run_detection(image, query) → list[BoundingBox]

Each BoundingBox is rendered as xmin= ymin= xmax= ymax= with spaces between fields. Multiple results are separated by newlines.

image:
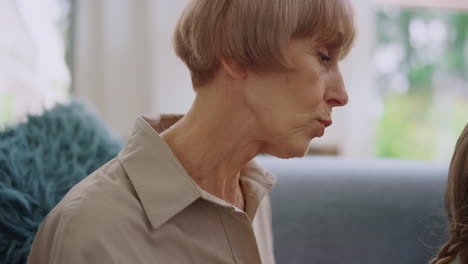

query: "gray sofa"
xmin=256 ymin=155 xmax=449 ymax=264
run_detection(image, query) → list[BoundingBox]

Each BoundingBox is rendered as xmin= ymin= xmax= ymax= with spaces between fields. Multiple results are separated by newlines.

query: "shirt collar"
xmin=118 ymin=114 xmax=276 ymax=230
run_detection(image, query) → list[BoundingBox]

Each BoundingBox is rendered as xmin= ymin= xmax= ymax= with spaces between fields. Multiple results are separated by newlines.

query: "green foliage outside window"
xmin=375 ymin=7 xmax=468 ymax=161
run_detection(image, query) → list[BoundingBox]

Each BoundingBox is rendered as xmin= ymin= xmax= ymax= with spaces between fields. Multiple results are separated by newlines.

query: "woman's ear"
xmin=220 ymin=57 xmax=247 ymax=80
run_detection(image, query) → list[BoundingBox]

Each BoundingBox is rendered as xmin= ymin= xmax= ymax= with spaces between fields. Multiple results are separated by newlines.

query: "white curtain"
xmin=0 ymin=0 xmax=68 ymax=125
xmin=74 ymin=0 xmax=194 ymax=138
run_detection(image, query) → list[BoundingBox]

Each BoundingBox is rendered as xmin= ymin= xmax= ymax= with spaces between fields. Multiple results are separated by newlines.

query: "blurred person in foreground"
xmin=431 ymin=124 xmax=468 ymax=264
xmin=27 ymin=0 xmax=356 ymax=263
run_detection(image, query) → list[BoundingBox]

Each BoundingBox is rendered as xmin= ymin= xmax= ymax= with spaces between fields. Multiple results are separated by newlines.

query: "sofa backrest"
xmin=256 ymin=156 xmax=449 ymax=264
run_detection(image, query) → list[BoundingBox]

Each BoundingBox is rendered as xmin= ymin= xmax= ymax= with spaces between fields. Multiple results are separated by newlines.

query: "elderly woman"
xmin=27 ymin=0 xmax=355 ymax=263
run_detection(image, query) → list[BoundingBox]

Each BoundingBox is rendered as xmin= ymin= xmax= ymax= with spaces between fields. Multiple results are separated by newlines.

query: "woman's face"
xmin=245 ymin=38 xmax=348 ymax=158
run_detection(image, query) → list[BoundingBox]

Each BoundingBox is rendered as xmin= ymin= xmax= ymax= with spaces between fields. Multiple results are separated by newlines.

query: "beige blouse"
xmin=27 ymin=115 xmax=277 ymax=264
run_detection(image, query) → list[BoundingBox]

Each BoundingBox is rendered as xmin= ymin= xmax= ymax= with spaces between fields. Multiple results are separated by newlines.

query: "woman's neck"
xmin=160 ymin=87 xmax=262 ymax=210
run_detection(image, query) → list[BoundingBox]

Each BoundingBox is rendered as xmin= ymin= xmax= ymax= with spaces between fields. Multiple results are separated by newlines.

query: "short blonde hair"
xmin=173 ymin=0 xmax=356 ymax=87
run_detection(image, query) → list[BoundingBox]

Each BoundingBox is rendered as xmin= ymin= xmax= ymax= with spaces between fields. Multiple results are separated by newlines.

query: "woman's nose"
xmin=325 ymin=68 xmax=348 ymax=107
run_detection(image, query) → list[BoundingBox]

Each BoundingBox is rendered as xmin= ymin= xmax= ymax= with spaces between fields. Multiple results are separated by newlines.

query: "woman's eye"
xmin=320 ymin=53 xmax=332 ymax=63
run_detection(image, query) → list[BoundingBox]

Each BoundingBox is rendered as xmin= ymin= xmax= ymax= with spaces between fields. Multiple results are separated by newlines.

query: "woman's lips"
xmin=317 ymin=120 xmax=332 ymax=137
xmin=319 ymin=119 xmax=332 ymax=128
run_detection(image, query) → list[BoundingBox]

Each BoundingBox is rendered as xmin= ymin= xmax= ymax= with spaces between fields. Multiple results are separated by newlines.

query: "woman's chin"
xmin=266 ymin=139 xmax=311 ymax=159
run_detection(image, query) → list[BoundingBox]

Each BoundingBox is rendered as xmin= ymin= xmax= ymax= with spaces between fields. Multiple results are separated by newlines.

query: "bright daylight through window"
xmin=373 ymin=3 xmax=468 ymax=161
xmin=0 ymin=0 xmax=72 ymax=127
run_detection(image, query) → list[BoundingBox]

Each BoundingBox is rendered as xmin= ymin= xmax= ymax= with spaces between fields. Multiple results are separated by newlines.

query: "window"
xmin=373 ymin=2 xmax=468 ymax=161
xmin=0 ymin=0 xmax=72 ymax=127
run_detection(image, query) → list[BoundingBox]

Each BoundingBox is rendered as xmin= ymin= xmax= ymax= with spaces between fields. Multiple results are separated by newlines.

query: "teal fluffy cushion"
xmin=0 ymin=100 xmax=123 ymax=264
